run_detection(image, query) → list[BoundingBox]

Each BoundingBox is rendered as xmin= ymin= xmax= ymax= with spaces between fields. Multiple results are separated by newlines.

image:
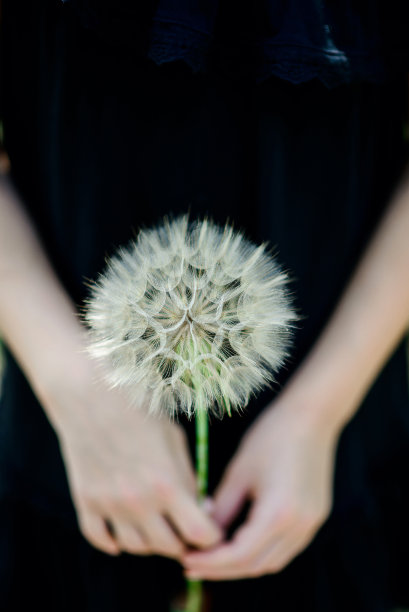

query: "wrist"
xmin=31 ymin=318 xmax=88 ymax=386
xmin=32 ymin=325 xmax=98 ymax=433
xmin=0 ymin=263 xmax=90 ymax=399
xmin=272 ymin=317 xmax=386 ymax=439
xmin=269 ymin=360 xmax=364 ymax=442
xmin=277 ymin=384 xmax=355 ymax=441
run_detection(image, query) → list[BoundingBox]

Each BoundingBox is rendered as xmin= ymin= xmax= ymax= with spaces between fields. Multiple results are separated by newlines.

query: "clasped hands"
xmin=45 ymin=362 xmax=342 ymax=582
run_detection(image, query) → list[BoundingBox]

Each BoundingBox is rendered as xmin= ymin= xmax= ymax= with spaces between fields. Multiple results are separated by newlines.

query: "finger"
xmin=211 ymin=461 xmax=249 ymax=529
xmin=140 ymin=513 xmax=185 ymax=559
xmin=183 ymin=530 xmax=293 ymax=581
xmin=167 ymin=493 xmax=224 ymax=549
xmin=78 ymin=510 xmax=120 ymax=556
xmin=111 ymin=521 xmax=150 ymax=556
xmin=250 ymin=526 xmax=315 ymax=577
xmin=185 ymin=523 xmax=317 ymax=581
xmin=183 ymin=500 xmax=289 ymax=569
xmin=171 ymin=429 xmax=197 ymax=495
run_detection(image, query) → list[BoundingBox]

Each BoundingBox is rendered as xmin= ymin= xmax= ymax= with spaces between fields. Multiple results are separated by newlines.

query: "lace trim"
xmin=147 ymin=20 xmax=213 ymax=74
xmin=62 ymin=4 xmax=387 ymax=89
xmin=257 ymin=57 xmax=385 ymax=88
xmin=147 ymin=19 xmax=386 ymax=88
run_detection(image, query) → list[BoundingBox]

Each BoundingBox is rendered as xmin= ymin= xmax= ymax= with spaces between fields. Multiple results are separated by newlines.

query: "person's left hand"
xmin=182 ymin=394 xmax=342 ymax=580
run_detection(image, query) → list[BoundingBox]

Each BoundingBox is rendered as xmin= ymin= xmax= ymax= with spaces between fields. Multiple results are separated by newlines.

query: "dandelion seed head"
xmin=82 ymin=216 xmax=297 ymax=418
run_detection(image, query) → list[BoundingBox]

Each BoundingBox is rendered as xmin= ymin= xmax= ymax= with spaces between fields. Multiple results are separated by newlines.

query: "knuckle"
xmin=78 ymin=490 xmax=100 ymax=510
xmin=122 ymin=490 xmax=146 ymax=514
xmin=152 ymin=476 xmax=176 ymax=504
xmin=81 ymin=490 xmax=116 ymax=515
xmin=104 ymin=494 xmax=122 ymax=513
xmin=101 ymin=495 xmax=123 ymax=517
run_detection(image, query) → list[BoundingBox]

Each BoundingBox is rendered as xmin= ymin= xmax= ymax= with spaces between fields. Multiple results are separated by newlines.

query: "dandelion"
xmin=82 ymin=215 xmax=297 ymax=612
xmin=83 ymin=215 xmax=296 ymax=418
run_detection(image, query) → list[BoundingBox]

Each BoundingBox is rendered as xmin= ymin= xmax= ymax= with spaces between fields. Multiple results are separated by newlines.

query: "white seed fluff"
xmin=82 ymin=216 xmax=297 ymax=418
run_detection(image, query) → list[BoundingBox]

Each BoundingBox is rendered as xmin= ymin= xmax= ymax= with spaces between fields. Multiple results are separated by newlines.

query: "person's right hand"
xmin=38 ymin=356 xmax=223 ymax=559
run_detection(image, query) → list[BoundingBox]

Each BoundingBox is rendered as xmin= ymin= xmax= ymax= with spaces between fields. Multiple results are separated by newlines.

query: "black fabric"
xmin=0 ymin=498 xmax=184 ymax=612
xmin=1 ymin=1 xmax=409 ymax=610
xmin=60 ymin=0 xmax=409 ymax=88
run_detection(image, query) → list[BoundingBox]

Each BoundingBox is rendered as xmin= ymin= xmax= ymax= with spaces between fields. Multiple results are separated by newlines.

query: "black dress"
xmin=1 ymin=1 xmax=409 ymax=611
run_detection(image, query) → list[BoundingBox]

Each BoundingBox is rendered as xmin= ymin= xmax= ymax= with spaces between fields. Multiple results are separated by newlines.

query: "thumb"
xmin=211 ymin=461 xmax=249 ymax=529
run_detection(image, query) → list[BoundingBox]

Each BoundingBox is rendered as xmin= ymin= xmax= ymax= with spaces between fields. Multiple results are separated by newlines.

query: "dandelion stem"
xmin=184 ymin=401 xmax=208 ymax=612
xmin=185 ymin=580 xmax=202 ymax=612
xmin=195 ymin=403 xmax=208 ymax=501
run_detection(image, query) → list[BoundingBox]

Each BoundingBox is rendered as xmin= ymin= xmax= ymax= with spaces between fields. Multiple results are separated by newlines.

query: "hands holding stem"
xmin=39 ymin=337 xmax=344 ymax=578
xmin=38 ymin=338 xmax=343 ymax=578
xmin=41 ymin=356 xmax=223 ymax=559
xmin=2 ymin=165 xmax=409 ymax=579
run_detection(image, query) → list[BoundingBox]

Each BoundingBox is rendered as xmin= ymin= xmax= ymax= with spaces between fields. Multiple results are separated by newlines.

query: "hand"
xmin=40 ymin=357 xmax=223 ymax=559
xmin=182 ymin=394 xmax=341 ymax=580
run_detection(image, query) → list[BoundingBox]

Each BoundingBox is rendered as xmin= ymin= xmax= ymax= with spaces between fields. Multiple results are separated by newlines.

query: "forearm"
xmin=0 ymin=175 xmax=88 ymax=418
xmin=281 ymin=165 xmax=409 ymax=434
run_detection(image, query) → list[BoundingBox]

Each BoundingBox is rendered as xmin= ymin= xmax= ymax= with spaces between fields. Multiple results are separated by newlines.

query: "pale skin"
xmin=1 ymin=146 xmax=409 ymax=580
xmin=0 ymin=175 xmax=223 ymax=558
xmin=183 ymin=166 xmax=409 ymax=579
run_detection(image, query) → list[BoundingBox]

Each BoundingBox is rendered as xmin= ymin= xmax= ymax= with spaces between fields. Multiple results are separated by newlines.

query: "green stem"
xmin=195 ymin=403 xmax=208 ymax=501
xmin=185 ymin=579 xmax=203 ymax=612
xmin=184 ymin=403 xmax=208 ymax=612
